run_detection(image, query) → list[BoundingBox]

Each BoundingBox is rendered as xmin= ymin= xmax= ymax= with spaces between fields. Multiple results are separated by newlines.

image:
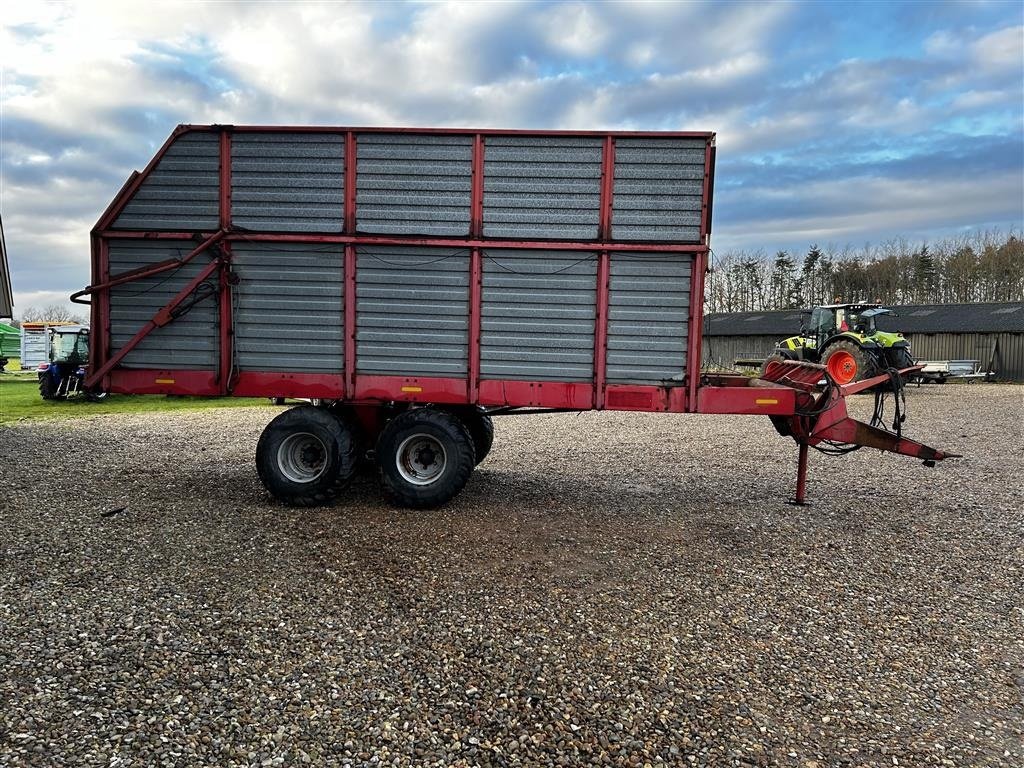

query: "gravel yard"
xmin=1 ymin=385 xmax=1022 ymax=767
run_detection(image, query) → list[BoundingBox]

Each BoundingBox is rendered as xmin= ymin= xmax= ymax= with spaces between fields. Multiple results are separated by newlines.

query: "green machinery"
xmin=766 ymin=303 xmax=914 ymax=384
xmin=0 ymin=322 xmax=18 ymax=370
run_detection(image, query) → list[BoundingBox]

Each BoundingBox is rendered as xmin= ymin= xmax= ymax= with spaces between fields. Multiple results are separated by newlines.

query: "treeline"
xmin=9 ymin=304 xmax=86 ymax=326
xmin=706 ymin=230 xmax=1024 ymax=313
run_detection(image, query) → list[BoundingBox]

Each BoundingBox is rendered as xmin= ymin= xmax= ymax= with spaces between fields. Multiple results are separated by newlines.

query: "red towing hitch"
xmin=758 ymin=360 xmax=958 ymax=504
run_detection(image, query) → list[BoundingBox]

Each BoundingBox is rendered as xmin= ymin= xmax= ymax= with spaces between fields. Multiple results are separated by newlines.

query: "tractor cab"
xmin=49 ymin=325 xmax=90 ymax=366
xmin=805 ymin=303 xmax=893 ymax=349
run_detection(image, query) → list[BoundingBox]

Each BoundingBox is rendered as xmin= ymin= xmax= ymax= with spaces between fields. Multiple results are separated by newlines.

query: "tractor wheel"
xmin=376 ymin=408 xmax=475 ymax=509
xmin=822 ymin=340 xmax=876 ymax=385
xmin=889 ymin=346 xmax=915 ymax=370
xmin=39 ymin=375 xmax=57 ymax=400
xmin=255 ymin=405 xmax=357 ymax=507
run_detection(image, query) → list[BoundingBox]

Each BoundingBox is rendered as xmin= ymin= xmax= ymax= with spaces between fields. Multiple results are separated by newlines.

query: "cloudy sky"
xmin=2 ymin=0 xmax=1022 ymax=316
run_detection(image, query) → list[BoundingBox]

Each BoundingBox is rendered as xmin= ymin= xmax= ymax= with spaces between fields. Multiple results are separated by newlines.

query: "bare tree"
xmin=705 ymin=228 xmax=1023 ymax=312
xmin=18 ymin=304 xmax=86 ymax=324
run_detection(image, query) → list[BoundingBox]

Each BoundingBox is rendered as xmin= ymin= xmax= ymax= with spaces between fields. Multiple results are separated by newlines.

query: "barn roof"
xmin=703 ymin=302 xmax=1024 ymax=336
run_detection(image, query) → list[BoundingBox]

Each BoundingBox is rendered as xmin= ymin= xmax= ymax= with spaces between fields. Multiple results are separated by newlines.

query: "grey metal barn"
xmin=703 ymin=302 xmax=1024 ymax=382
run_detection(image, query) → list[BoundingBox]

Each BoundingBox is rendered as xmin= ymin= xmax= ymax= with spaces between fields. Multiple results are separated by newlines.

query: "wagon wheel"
xmin=376 ymin=408 xmax=475 ymax=509
xmin=255 ymin=405 xmax=357 ymax=506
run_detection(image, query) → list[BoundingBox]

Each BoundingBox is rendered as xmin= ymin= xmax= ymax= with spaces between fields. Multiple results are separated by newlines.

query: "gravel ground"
xmin=1 ymin=385 xmax=1022 ymax=767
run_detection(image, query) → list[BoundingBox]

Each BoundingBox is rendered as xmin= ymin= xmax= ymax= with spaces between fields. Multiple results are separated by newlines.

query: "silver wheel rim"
xmin=277 ymin=432 xmax=328 ymax=484
xmin=396 ymin=433 xmax=447 ymax=486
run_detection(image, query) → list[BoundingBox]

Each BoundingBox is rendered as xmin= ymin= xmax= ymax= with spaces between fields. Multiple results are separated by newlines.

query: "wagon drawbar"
xmin=72 ymin=124 xmax=955 ymax=506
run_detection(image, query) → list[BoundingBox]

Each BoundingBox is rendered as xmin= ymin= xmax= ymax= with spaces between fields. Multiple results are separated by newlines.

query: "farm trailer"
xmin=74 ymin=124 xmax=954 ymax=507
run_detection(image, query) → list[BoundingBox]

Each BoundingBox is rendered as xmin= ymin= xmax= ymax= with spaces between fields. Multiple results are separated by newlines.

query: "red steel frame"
xmin=218 ymin=129 xmax=233 ymax=391
xmin=84 ymin=123 xmax=734 ymax=415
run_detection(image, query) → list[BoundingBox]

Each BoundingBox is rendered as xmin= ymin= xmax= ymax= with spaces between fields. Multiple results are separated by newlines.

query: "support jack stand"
xmin=786 ymin=442 xmax=811 ymax=506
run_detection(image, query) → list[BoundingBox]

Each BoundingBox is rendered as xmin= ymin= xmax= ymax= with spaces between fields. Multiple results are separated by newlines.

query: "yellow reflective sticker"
xmin=155 ymin=378 xmax=175 ymax=384
xmin=755 ymin=398 xmax=779 ymax=405
xmin=400 ymin=386 xmax=422 ymax=393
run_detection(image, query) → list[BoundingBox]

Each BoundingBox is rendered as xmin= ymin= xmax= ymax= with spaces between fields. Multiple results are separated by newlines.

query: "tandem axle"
xmin=245 ymin=359 xmax=953 ymax=509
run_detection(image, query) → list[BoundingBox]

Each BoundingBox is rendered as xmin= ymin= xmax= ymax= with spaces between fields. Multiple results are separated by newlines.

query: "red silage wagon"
xmin=74 ymin=125 xmax=953 ymax=507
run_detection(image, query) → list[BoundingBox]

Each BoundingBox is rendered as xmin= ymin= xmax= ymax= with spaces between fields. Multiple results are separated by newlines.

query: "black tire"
xmin=822 ymin=340 xmax=877 ymax=384
xmin=377 ymin=408 xmax=475 ymax=509
xmin=886 ymin=346 xmax=916 ymax=387
xmin=328 ymin=403 xmax=389 ymax=476
xmin=887 ymin=346 xmax=914 ymax=371
xmin=39 ymin=375 xmax=57 ymax=400
xmin=256 ymin=405 xmax=357 ymax=507
xmin=453 ymin=408 xmax=494 ymax=465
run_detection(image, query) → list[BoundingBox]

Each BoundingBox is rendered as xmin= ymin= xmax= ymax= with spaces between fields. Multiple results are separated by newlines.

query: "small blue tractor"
xmin=37 ymin=325 xmax=104 ymax=400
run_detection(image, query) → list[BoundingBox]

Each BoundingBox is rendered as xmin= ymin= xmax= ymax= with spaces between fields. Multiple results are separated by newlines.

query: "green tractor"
xmin=764 ymin=303 xmax=914 ymax=384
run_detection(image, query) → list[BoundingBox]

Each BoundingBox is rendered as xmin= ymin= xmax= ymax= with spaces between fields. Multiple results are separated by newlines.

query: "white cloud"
xmin=703 ymin=110 xmax=820 ymax=153
xmin=923 ymin=30 xmax=959 ymax=56
xmin=971 ymin=24 xmax=1024 ymax=71
xmin=923 ymin=23 xmax=1023 ymax=72
xmin=543 ymin=2 xmax=609 ymax=57
xmin=951 ymin=89 xmax=1010 ymax=110
xmin=715 ymin=172 xmax=1024 ymax=249
xmin=842 ymin=96 xmax=930 ymax=133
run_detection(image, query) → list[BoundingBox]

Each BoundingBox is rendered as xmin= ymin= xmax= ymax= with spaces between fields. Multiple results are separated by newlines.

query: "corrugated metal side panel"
xmin=113 ymin=132 xmax=220 ymax=231
xmin=19 ymin=328 xmax=49 ymax=367
xmin=107 ymin=240 xmax=218 ymax=369
xmin=356 ymin=246 xmax=470 ymax=376
xmin=906 ymin=332 xmax=1024 ymax=382
xmin=232 ymin=242 xmax=343 ymax=373
xmin=231 ymin=133 xmax=344 ymax=233
xmin=482 ymin=136 xmax=602 ymax=240
xmin=356 ymin=134 xmax=472 ymax=236
xmin=0 ymin=329 xmax=19 ymax=358
xmin=700 ymin=335 xmax=777 ymax=370
xmin=481 ymin=249 xmax=597 ymax=382
xmin=607 ymin=253 xmax=691 ymax=384
xmin=993 ymin=332 xmax=1024 ymax=382
xmin=612 ymin=138 xmax=706 ymax=242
